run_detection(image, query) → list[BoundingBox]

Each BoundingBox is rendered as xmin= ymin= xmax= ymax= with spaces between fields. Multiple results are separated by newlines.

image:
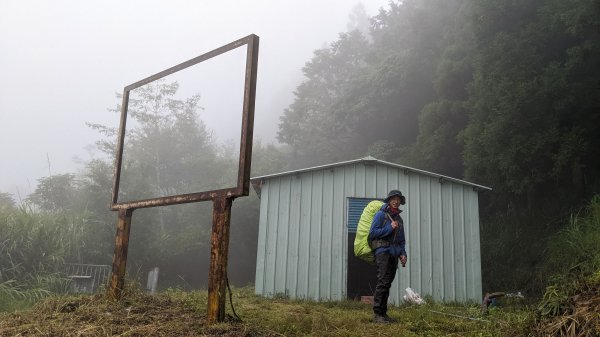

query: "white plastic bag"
xmin=403 ymin=287 xmax=426 ymax=305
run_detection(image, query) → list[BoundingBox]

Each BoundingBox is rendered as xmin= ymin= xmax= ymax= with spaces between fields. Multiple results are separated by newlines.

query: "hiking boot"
xmin=383 ymin=314 xmax=397 ymax=323
xmin=373 ymin=315 xmax=390 ymax=324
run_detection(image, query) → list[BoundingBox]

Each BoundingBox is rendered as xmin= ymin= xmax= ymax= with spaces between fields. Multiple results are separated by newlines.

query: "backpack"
xmin=353 ymin=200 xmax=384 ymax=262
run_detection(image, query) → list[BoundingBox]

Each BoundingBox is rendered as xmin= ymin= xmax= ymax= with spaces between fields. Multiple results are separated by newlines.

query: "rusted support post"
xmin=107 ymin=208 xmax=134 ymax=300
xmin=207 ymin=197 xmax=233 ymax=323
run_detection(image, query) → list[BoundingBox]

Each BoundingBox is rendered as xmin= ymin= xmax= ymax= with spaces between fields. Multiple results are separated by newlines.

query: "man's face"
xmin=389 ymin=196 xmax=401 ymax=209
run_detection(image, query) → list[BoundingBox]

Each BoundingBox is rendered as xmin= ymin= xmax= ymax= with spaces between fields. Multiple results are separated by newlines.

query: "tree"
xmin=27 ymin=174 xmax=78 ymax=212
xmin=86 ymin=80 xmax=254 ymax=285
xmin=463 ymin=0 xmax=600 ymax=211
xmin=0 ymin=192 xmax=15 ymax=212
xmin=405 ymin=1 xmax=475 ymax=177
xmin=250 ymin=140 xmax=289 ymax=177
xmin=278 ymin=30 xmax=372 ymax=167
xmin=347 ymin=3 xmax=372 ymax=40
xmin=278 ymin=0 xmax=468 ymax=170
xmin=457 ymin=0 xmax=600 ymax=296
xmin=363 ymin=0 xmax=468 ymax=165
xmin=123 ymin=80 xmax=221 ymax=200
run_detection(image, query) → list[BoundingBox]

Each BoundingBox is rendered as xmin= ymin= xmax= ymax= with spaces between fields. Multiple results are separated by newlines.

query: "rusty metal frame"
xmin=107 ymin=35 xmax=259 ymax=324
xmin=110 ymin=34 xmax=259 ymax=211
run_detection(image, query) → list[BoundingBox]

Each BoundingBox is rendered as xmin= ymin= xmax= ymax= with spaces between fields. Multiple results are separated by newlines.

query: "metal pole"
xmin=107 ymin=208 xmax=134 ymax=299
xmin=207 ymin=197 xmax=233 ymax=323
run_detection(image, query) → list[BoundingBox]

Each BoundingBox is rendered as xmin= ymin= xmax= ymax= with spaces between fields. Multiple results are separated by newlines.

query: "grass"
xmin=0 ymin=286 xmax=534 ymax=336
xmin=533 ymin=271 xmax=600 ymax=337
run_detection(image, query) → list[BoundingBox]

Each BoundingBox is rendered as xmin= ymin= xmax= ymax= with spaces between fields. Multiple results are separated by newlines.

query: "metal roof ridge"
xmin=369 ymin=157 xmax=492 ymax=191
xmin=250 ymin=156 xmax=491 ymax=191
xmin=251 ymin=157 xmax=367 ymax=180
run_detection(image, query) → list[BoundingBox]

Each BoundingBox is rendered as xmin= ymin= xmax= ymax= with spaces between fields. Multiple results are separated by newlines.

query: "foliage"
xmin=1 ymin=191 xmax=121 ymax=309
xmin=542 ymin=195 xmax=600 ymax=285
xmin=480 ymin=195 xmax=600 ymax=302
xmin=530 ymin=196 xmax=600 ymax=336
xmin=0 ymin=280 xmax=53 ymax=312
xmin=463 ymin=0 xmax=600 ymax=212
xmin=105 ymin=80 xmax=223 ymax=201
xmin=277 ymin=0 xmax=600 ymax=298
xmin=535 ymin=274 xmax=600 ymax=336
xmin=0 ymin=193 xmax=16 ymax=212
xmin=26 ymin=174 xmax=79 ymax=212
xmin=0 ymin=207 xmax=80 ymax=311
xmin=278 ymin=0 xmax=600 ymax=211
xmin=1 ymin=78 xmax=278 ymax=295
xmin=1 ymin=74 xmax=265 ymax=309
xmin=84 ymin=80 xmax=266 ymax=288
xmin=278 ymin=0 xmax=469 ymax=174
xmin=278 ymin=29 xmax=372 ymax=167
xmin=249 ymin=140 xmax=289 ymax=177
xmin=536 ymin=196 xmax=600 ymax=314
xmin=2 ymin=0 xmax=599 ymax=310
xmin=0 ymin=207 xmax=90 ymax=278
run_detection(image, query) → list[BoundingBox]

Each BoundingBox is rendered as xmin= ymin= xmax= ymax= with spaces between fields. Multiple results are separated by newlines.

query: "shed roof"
xmin=251 ymin=156 xmax=492 ymax=194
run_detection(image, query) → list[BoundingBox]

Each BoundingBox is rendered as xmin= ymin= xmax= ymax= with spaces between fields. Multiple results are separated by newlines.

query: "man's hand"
xmin=399 ymin=255 xmax=407 ymax=267
xmin=391 ymin=220 xmax=399 ymax=229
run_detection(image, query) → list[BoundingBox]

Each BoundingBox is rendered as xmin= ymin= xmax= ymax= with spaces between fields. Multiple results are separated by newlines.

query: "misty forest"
xmin=1 ymin=0 xmax=599 ymax=335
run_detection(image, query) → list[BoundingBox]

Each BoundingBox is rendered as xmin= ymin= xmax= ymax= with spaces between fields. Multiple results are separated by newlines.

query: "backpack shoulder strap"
xmin=385 ymin=212 xmax=404 ymax=231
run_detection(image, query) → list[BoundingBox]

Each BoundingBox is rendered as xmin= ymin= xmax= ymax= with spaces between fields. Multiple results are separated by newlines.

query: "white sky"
xmin=0 ymin=0 xmax=389 ymax=199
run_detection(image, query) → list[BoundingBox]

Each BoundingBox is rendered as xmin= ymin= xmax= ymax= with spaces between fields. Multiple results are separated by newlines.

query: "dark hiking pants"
xmin=373 ymin=252 xmax=398 ymax=316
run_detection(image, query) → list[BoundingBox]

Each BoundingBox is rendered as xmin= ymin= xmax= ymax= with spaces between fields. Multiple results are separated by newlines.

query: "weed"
xmin=0 ymin=285 xmax=532 ymax=336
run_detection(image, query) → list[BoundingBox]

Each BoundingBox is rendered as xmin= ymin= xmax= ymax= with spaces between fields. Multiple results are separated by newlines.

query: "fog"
xmin=0 ymin=0 xmax=387 ymax=198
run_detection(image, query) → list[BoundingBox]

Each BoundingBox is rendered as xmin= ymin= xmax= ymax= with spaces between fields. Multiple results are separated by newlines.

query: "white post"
xmin=146 ymin=267 xmax=159 ymax=294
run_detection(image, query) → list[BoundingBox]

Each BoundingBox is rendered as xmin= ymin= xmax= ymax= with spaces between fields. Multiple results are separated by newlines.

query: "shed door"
xmin=347 ymin=198 xmax=378 ymax=300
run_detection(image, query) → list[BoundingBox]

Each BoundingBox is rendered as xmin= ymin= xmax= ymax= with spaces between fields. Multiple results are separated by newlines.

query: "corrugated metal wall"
xmin=254 ymin=162 xmax=482 ymax=304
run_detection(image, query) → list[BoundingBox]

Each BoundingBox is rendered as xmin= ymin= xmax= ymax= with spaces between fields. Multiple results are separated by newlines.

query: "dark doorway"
xmin=347 ymin=232 xmax=377 ymax=300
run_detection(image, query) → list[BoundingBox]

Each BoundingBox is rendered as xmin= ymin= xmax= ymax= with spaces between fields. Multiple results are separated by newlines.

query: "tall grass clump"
xmin=0 ymin=280 xmax=53 ymax=312
xmin=542 ymin=195 xmax=600 ymax=284
xmin=0 ymin=206 xmax=92 ymax=311
xmin=534 ymin=195 xmax=600 ymax=336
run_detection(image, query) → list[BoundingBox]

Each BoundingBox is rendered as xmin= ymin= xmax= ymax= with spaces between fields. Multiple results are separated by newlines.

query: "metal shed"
xmin=250 ymin=156 xmax=491 ymax=304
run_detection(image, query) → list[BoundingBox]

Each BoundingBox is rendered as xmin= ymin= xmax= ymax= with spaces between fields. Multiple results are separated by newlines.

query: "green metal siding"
xmin=254 ymin=161 xmax=483 ymax=304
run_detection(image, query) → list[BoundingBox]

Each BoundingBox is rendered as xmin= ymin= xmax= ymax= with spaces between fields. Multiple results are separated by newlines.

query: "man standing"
xmin=369 ymin=189 xmax=407 ymax=323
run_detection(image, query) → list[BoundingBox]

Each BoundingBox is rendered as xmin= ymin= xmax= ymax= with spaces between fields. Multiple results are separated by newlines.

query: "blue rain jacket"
xmin=368 ymin=203 xmax=407 ymax=257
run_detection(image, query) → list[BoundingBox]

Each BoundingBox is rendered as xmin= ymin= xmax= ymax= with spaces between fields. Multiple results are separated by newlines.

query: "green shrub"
xmin=542 ymin=195 xmax=600 ymax=286
xmin=0 ymin=207 xmax=95 ymax=311
xmin=533 ymin=196 xmax=600 ymax=336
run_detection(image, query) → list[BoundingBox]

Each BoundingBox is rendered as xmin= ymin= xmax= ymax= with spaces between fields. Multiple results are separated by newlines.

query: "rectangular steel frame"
xmin=106 ymin=35 xmax=259 ymax=325
xmin=111 ymin=34 xmax=259 ymax=210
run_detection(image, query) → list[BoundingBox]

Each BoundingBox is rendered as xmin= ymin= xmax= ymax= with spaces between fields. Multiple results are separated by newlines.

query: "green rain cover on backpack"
xmin=353 ymin=200 xmax=384 ymax=262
